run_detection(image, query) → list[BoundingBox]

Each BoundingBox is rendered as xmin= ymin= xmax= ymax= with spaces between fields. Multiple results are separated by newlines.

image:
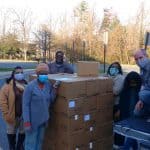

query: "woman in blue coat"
xmin=23 ymin=63 xmax=60 ymax=150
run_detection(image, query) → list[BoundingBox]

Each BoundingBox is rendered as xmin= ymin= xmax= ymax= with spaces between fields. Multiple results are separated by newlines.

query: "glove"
xmin=53 ymin=80 xmax=61 ymax=89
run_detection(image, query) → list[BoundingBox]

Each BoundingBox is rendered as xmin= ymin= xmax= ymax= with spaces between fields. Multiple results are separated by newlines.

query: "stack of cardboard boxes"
xmin=42 ymin=71 xmax=114 ymax=150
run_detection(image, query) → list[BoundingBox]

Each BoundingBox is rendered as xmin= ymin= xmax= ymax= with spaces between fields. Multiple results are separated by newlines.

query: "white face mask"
xmin=14 ymin=73 xmax=24 ymax=81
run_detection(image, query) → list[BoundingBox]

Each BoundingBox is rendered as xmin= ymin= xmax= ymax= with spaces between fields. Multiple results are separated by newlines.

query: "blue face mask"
xmin=109 ymin=67 xmax=119 ymax=76
xmin=137 ymin=57 xmax=149 ymax=68
xmin=38 ymin=75 xmax=48 ymax=83
xmin=14 ymin=73 xmax=24 ymax=81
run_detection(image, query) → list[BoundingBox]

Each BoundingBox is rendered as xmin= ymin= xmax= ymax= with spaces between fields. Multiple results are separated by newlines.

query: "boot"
xmin=16 ymin=133 xmax=25 ymax=150
xmin=7 ymin=134 xmax=16 ymax=150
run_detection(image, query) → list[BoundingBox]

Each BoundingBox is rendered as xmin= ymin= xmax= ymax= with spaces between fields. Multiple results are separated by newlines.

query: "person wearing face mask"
xmin=0 ymin=66 xmax=27 ymax=150
xmin=48 ymin=50 xmax=74 ymax=74
xmin=107 ymin=62 xmax=125 ymax=147
xmin=107 ymin=62 xmax=125 ymax=119
xmin=118 ymin=50 xmax=150 ymax=150
xmin=22 ymin=63 xmax=60 ymax=150
xmin=134 ymin=49 xmax=150 ymax=117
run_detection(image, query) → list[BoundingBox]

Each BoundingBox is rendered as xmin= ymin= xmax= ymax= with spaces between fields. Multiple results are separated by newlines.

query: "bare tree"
xmin=0 ymin=9 xmax=12 ymax=36
xmin=34 ymin=24 xmax=52 ymax=62
xmin=10 ymin=9 xmax=33 ymax=61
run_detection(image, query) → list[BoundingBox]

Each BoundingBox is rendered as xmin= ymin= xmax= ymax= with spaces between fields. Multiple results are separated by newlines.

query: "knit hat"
xmin=36 ymin=63 xmax=49 ymax=73
xmin=134 ymin=49 xmax=148 ymax=59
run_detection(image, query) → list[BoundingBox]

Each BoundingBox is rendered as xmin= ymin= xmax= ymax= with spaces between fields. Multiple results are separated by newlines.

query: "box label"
xmin=84 ymin=114 xmax=90 ymax=121
xmin=90 ymin=126 xmax=93 ymax=132
xmin=74 ymin=115 xmax=79 ymax=120
xmin=89 ymin=142 xmax=93 ymax=149
xmin=69 ymin=100 xmax=75 ymax=108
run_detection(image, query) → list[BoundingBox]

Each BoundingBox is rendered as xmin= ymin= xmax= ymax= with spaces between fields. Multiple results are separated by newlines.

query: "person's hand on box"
xmin=53 ymin=80 xmax=61 ymax=89
xmin=53 ymin=80 xmax=61 ymax=94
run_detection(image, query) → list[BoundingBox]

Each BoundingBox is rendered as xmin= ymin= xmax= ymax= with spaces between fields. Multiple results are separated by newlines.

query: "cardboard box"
xmin=96 ymin=122 xmax=113 ymax=139
xmin=86 ymin=79 xmax=100 ymax=96
xmin=99 ymin=77 xmax=113 ymax=94
xmin=54 ymin=95 xmax=97 ymax=115
xmin=51 ymin=111 xmax=98 ymax=134
xmin=56 ymin=142 xmax=85 ymax=150
xmin=84 ymin=123 xmax=97 ymax=141
xmin=37 ymin=74 xmax=114 ymax=149
xmin=58 ymin=81 xmax=86 ymax=99
xmin=97 ymin=93 xmax=114 ymax=110
xmin=48 ymin=74 xmax=113 ymax=98
xmin=48 ymin=74 xmax=87 ymax=99
xmin=77 ymin=61 xmax=99 ymax=77
xmin=54 ymin=95 xmax=98 ymax=116
xmin=82 ymin=95 xmax=97 ymax=113
xmin=54 ymin=112 xmax=83 ymax=132
xmin=97 ymin=136 xmax=113 ymax=150
xmin=96 ymin=108 xmax=113 ymax=124
xmin=84 ymin=141 xmax=98 ymax=150
xmin=29 ymin=73 xmax=112 ymax=98
xmin=105 ymin=78 xmax=113 ymax=93
xmin=82 ymin=111 xmax=97 ymax=129
xmin=55 ymin=129 xmax=99 ymax=150
xmin=55 ymin=130 xmax=88 ymax=150
xmin=54 ymin=96 xmax=84 ymax=116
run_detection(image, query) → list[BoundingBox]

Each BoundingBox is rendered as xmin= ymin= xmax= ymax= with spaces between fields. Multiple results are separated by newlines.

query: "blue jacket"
xmin=22 ymin=79 xmax=56 ymax=130
xmin=139 ymin=90 xmax=150 ymax=105
xmin=139 ymin=59 xmax=150 ymax=105
xmin=140 ymin=59 xmax=150 ymax=90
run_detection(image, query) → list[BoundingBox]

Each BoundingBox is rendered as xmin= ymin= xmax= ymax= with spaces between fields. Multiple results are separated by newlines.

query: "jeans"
xmin=25 ymin=124 xmax=45 ymax=150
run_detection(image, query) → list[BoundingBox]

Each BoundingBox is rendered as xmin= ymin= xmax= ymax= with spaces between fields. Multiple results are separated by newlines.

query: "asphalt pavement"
xmin=0 ymin=112 xmax=7 ymax=150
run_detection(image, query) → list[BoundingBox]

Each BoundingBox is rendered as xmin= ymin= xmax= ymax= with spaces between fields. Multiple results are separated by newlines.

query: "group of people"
xmin=0 ymin=50 xmax=73 ymax=150
xmin=107 ymin=49 xmax=150 ymax=149
xmin=0 ymin=48 xmax=150 ymax=150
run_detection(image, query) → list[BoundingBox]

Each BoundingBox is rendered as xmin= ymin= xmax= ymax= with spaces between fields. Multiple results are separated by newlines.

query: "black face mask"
xmin=56 ymin=56 xmax=63 ymax=64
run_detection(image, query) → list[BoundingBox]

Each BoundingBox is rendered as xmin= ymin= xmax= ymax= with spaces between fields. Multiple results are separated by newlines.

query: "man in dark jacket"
xmin=48 ymin=50 xmax=74 ymax=74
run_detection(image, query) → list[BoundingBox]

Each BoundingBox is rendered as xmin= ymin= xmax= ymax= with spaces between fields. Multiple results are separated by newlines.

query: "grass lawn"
xmin=0 ymin=67 xmax=35 ymax=72
xmin=0 ymin=68 xmax=13 ymax=72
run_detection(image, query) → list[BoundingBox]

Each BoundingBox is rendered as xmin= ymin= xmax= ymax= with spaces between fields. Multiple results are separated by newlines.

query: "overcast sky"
xmin=0 ymin=0 xmax=150 ymax=24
